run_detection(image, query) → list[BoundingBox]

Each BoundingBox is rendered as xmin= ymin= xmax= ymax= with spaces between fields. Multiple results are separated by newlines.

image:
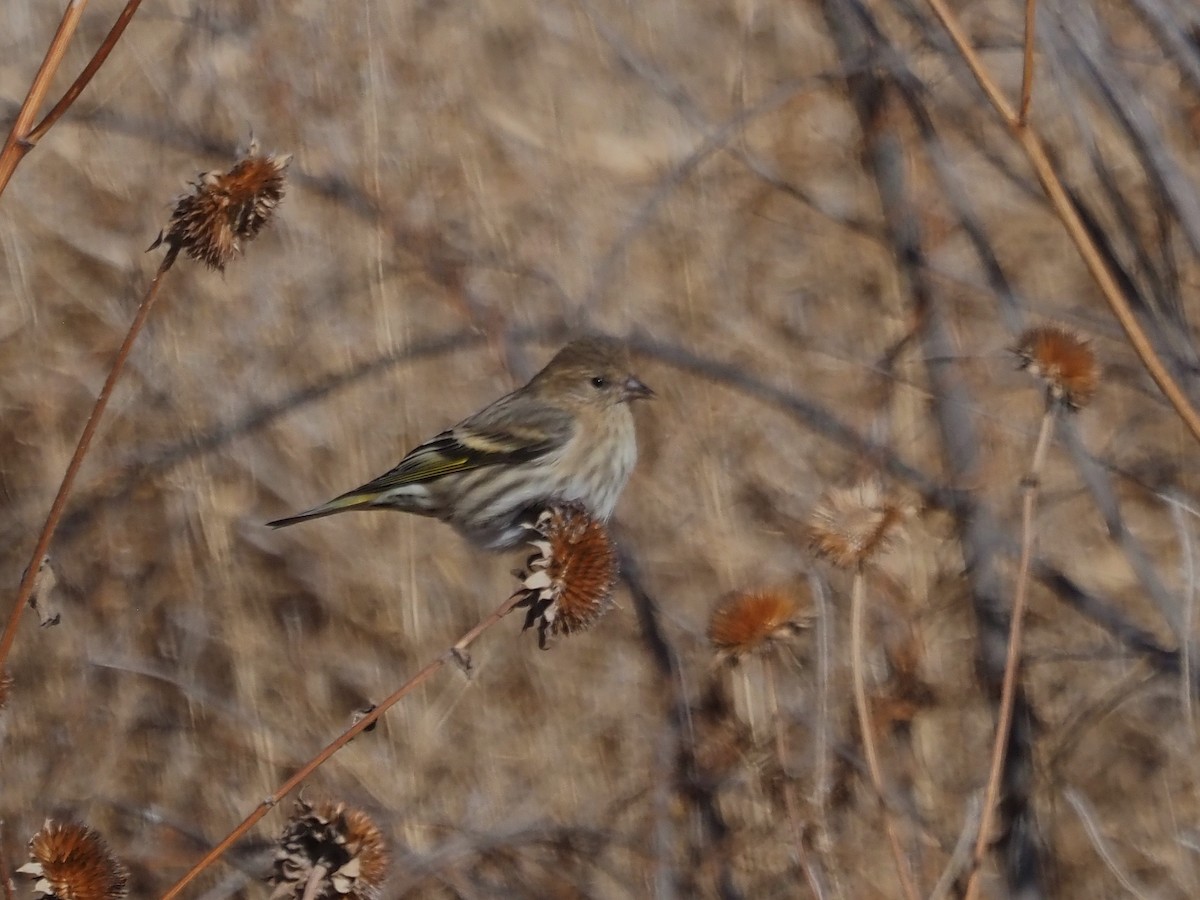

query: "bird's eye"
xmin=590 ymin=376 xmax=608 ymax=389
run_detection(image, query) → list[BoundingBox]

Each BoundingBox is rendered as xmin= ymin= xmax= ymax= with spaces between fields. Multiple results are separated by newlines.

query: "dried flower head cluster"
xmin=16 ymin=821 xmax=129 ymax=900
xmin=1013 ymin=324 xmax=1099 ymax=410
xmin=270 ymin=799 xmax=388 ymax=900
xmin=809 ymin=481 xmax=906 ymax=570
xmin=512 ymin=502 xmax=619 ymax=649
xmin=708 ymin=589 xmax=810 ymax=661
xmin=152 ymin=144 xmax=289 ymax=270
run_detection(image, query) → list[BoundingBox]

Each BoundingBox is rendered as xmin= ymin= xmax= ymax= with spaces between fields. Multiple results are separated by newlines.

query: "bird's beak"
xmin=622 ymin=375 xmax=655 ymax=402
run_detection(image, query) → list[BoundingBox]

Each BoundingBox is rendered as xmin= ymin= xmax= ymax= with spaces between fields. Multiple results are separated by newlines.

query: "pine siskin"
xmin=268 ymin=337 xmax=653 ymax=549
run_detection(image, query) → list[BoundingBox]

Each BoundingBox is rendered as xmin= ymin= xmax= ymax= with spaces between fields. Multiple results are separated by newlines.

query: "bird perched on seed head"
xmin=268 ymin=337 xmax=653 ymax=549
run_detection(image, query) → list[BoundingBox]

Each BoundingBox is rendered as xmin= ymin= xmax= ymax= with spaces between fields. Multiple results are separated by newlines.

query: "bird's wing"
xmin=351 ymin=399 xmax=574 ymax=495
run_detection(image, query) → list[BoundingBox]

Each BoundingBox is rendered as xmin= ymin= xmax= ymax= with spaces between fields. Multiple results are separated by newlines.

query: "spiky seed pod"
xmin=151 ymin=147 xmax=290 ymax=270
xmin=512 ymin=502 xmax=620 ymax=649
xmin=270 ymin=799 xmax=388 ymax=900
xmin=809 ymin=481 xmax=906 ymax=570
xmin=708 ymin=590 xmax=810 ymax=661
xmin=16 ymin=821 xmax=129 ymax=900
xmin=1013 ymin=325 xmax=1099 ymax=410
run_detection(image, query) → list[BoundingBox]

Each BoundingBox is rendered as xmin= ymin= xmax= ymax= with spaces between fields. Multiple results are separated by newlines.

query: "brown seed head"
xmin=153 ymin=148 xmax=289 ymax=270
xmin=708 ymin=589 xmax=810 ymax=661
xmin=809 ymin=481 xmax=906 ymax=570
xmin=1013 ymin=325 xmax=1099 ymax=410
xmin=513 ymin=502 xmax=620 ymax=649
xmin=270 ymin=799 xmax=388 ymax=900
xmin=17 ymin=821 xmax=129 ymax=900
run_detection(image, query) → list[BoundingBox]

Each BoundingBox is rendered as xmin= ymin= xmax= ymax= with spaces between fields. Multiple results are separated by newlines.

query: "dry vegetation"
xmin=3 ymin=0 xmax=1200 ymax=897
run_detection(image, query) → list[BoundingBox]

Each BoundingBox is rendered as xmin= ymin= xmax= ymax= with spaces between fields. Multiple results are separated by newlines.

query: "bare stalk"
xmin=963 ymin=403 xmax=1057 ymax=900
xmin=158 ymin=590 xmax=526 ymax=900
xmin=300 ymin=864 xmax=329 ymax=900
xmin=26 ymin=0 xmax=147 ymax=144
xmin=920 ymin=0 xmax=1200 ymax=449
xmin=0 ymin=251 xmax=177 ymax=673
xmin=0 ymin=1 xmax=89 ymax=197
xmin=763 ymin=659 xmax=823 ymax=899
xmin=850 ymin=566 xmax=921 ymax=900
xmin=1019 ymin=0 xmax=1037 ymax=125
xmin=0 ymin=0 xmax=147 ymax=199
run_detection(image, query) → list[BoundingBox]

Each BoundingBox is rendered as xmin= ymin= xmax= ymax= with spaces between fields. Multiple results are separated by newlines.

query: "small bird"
xmin=268 ymin=337 xmax=653 ymax=549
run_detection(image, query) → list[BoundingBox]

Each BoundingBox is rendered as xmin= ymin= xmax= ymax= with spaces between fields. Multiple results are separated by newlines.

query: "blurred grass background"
xmin=3 ymin=0 xmax=1200 ymax=896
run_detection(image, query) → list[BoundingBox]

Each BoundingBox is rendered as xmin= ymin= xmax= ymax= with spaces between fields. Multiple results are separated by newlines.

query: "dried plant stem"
xmin=0 ymin=252 xmax=176 ymax=673
xmin=0 ymin=0 xmax=89 ymax=197
xmin=850 ymin=566 xmax=921 ymax=900
xmin=300 ymin=864 xmax=328 ymax=900
xmin=738 ymin=665 xmax=759 ymax=744
xmin=920 ymin=0 xmax=1200 ymax=449
xmin=964 ymin=403 xmax=1057 ymax=900
xmin=763 ymin=660 xmax=823 ymax=899
xmin=0 ymin=0 xmax=146 ymax=199
xmin=1019 ymin=0 xmax=1037 ymax=125
xmin=159 ymin=590 xmax=525 ymax=900
xmin=27 ymin=0 xmax=147 ymax=145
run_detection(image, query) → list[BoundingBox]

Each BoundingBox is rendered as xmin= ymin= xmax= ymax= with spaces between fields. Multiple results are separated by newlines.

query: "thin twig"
xmin=1167 ymin=492 xmax=1197 ymax=726
xmin=809 ymin=571 xmax=833 ymax=834
xmin=0 ymin=0 xmax=90 ymax=197
xmin=919 ymin=0 xmax=1200 ymax=449
xmin=1063 ymin=788 xmax=1161 ymax=899
xmin=929 ymin=795 xmax=982 ymax=900
xmin=0 ymin=251 xmax=177 ymax=674
xmin=763 ymin=659 xmax=824 ymax=899
xmin=1019 ymin=0 xmax=1037 ymax=125
xmin=965 ymin=403 xmax=1057 ymax=900
xmin=158 ymin=590 xmax=526 ymax=900
xmin=850 ymin=567 xmax=921 ymax=900
xmin=26 ymin=0 xmax=146 ymax=144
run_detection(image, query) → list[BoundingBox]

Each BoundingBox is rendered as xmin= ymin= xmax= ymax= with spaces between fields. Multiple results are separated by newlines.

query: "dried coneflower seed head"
xmin=1013 ymin=325 xmax=1099 ymax=410
xmin=17 ymin=821 xmax=129 ymax=900
xmin=152 ymin=146 xmax=289 ymax=271
xmin=513 ymin=502 xmax=620 ymax=649
xmin=809 ymin=481 xmax=905 ymax=570
xmin=708 ymin=590 xmax=810 ymax=661
xmin=270 ymin=799 xmax=388 ymax=900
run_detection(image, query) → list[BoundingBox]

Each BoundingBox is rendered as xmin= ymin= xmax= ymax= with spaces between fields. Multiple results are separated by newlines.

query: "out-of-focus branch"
xmin=618 ymin=544 xmax=743 ymax=900
xmin=821 ymin=1 xmax=1046 ymax=892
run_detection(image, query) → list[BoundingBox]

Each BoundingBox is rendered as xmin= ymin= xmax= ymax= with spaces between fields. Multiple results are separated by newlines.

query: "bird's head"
xmin=532 ymin=337 xmax=655 ymax=409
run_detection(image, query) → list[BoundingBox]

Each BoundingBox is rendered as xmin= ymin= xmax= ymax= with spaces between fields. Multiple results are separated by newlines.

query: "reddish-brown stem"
xmin=1019 ymin=0 xmax=1037 ymax=125
xmin=850 ymin=567 xmax=921 ymax=900
xmin=26 ymin=0 xmax=147 ymax=144
xmin=0 ymin=0 xmax=90 ymax=198
xmin=158 ymin=590 xmax=525 ymax=900
xmin=0 ymin=252 xmax=176 ymax=673
xmin=963 ymin=404 xmax=1056 ymax=900
xmin=920 ymin=0 xmax=1200 ymax=450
